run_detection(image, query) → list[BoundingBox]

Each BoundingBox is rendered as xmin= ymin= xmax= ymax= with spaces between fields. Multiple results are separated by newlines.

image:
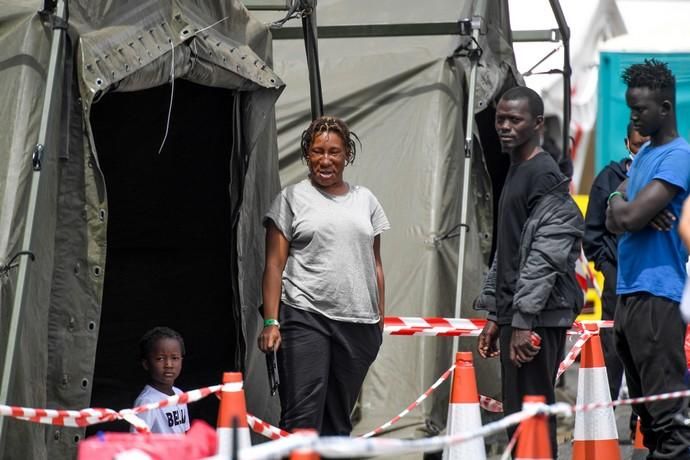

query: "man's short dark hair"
xmin=622 ymin=58 xmax=675 ymax=103
xmin=139 ymin=326 xmax=185 ymax=359
xmin=499 ymin=86 xmax=544 ymax=119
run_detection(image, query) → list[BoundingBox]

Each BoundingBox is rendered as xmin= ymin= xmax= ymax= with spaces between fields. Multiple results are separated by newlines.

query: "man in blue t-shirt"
xmin=607 ymin=59 xmax=690 ymax=459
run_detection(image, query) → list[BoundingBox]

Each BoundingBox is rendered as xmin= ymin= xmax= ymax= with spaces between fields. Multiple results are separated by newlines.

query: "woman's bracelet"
xmin=607 ymin=191 xmax=624 ymax=205
xmin=263 ymin=319 xmax=280 ymax=328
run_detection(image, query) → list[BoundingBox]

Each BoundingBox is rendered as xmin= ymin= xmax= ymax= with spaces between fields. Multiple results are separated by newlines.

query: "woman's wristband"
xmin=263 ymin=319 xmax=280 ymax=328
xmin=607 ymin=191 xmax=624 ymax=205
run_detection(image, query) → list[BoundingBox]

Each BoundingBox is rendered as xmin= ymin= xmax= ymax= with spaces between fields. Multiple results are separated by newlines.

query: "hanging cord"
xmin=451 ymin=35 xmax=483 ymax=60
xmin=157 ymin=39 xmax=175 ymax=154
xmin=195 ymin=16 xmax=230 ymax=35
xmin=434 ymin=223 xmax=470 ymax=243
xmin=522 ymin=44 xmax=563 ymax=77
xmin=270 ymin=0 xmax=306 ymax=29
xmin=0 ymin=251 xmax=36 ymax=277
xmin=156 ymin=15 xmax=230 ymax=155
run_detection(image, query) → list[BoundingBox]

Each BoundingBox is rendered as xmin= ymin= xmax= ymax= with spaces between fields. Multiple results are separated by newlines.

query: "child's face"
xmin=142 ymin=337 xmax=183 ymax=392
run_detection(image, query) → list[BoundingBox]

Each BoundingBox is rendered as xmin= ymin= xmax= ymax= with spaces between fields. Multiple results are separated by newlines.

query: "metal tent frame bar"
xmin=0 ymin=0 xmax=69 ymax=444
xmin=269 ymin=23 xmax=561 ymax=41
xmin=548 ymin=0 xmax=571 ymax=161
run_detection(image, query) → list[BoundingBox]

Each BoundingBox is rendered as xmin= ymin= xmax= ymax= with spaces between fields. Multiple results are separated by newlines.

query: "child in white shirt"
xmin=132 ymin=327 xmax=190 ymax=434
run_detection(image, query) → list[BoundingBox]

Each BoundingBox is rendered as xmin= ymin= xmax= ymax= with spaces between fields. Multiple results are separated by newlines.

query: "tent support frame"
xmin=300 ymin=0 xmax=323 ymax=119
xmin=452 ymin=16 xmax=484 ymax=354
xmin=0 ymin=0 xmax=68 ymax=444
xmin=269 ymin=23 xmax=559 ymax=42
xmin=548 ymin=0 xmax=571 ymax=161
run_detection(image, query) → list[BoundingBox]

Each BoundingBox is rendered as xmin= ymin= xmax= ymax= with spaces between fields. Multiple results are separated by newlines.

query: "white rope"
xmin=157 ymin=39 xmax=175 ymax=155
xmin=239 ymin=405 xmax=543 ymax=459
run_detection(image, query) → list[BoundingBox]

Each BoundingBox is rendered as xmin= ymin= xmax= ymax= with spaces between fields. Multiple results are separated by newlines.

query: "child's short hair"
xmin=139 ymin=326 xmax=186 ymax=360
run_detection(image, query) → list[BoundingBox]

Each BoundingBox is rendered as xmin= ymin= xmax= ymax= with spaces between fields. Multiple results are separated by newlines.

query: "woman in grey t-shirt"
xmin=258 ymin=116 xmax=389 ymax=435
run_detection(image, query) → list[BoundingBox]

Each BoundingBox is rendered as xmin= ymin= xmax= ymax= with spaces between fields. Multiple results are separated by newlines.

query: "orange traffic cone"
xmin=572 ymin=332 xmax=621 ymax=459
xmin=631 ymin=419 xmax=648 ymax=460
xmin=514 ymin=395 xmax=553 ymax=460
xmin=442 ymin=352 xmax=485 ymax=460
xmin=216 ymin=372 xmax=251 ymax=456
xmin=290 ymin=429 xmax=319 ymax=460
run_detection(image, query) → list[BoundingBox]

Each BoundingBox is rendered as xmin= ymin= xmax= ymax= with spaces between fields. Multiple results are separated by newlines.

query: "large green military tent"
xmin=0 ymin=0 xmax=573 ymax=458
xmin=0 ymin=1 xmax=283 ymax=458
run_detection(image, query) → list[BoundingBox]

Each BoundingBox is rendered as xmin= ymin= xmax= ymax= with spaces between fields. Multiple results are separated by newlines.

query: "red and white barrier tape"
xmin=556 ymin=331 xmax=593 ymax=382
xmin=246 ymin=414 xmax=291 ymax=440
xmin=2 ymin=384 xmax=222 ymax=432
xmin=0 ymin=319 xmax=622 ymax=440
xmin=384 ymin=317 xmax=487 ymax=337
xmin=576 ymin=388 xmax=690 ymax=414
xmin=241 ymin=325 xmax=601 ymax=438
xmin=243 ymin=388 xmax=690 ymax=460
xmin=360 ymin=364 xmax=456 ymax=438
xmin=383 ymin=317 xmax=613 ymax=337
xmin=240 ymin=403 xmax=546 ymax=460
xmin=244 ymin=365 xmax=458 ymax=440
xmin=480 ymin=395 xmax=504 ymax=413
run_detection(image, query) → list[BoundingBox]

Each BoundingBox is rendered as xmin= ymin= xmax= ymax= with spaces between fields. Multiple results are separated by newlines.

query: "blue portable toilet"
xmin=596 ymin=33 xmax=690 ymax=174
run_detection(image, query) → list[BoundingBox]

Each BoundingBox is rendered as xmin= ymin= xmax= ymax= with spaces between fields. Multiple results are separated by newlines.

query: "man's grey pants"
xmin=277 ymin=304 xmax=382 ymax=435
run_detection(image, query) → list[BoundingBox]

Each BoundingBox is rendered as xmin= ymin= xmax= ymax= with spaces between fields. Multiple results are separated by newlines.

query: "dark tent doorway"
xmin=88 ymin=80 xmax=241 ymax=430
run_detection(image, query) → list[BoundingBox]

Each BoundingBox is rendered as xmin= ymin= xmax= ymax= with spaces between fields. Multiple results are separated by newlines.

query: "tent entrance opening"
xmin=88 ymin=80 xmax=239 ymax=430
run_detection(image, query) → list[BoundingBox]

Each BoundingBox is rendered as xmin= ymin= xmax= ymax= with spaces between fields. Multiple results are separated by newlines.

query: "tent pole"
xmin=0 ymin=0 xmax=68 ymax=443
xmin=300 ymin=0 xmax=323 ymax=119
xmin=548 ymin=0 xmax=571 ymax=169
xmin=452 ymin=18 xmax=483 ymax=354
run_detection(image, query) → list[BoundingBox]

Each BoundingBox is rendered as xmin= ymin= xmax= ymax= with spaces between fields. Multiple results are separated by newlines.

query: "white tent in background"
xmin=510 ymin=0 xmax=626 ymax=191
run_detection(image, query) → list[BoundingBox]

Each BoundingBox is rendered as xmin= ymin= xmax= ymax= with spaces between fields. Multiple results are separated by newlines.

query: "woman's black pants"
xmin=277 ymin=305 xmax=382 ymax=435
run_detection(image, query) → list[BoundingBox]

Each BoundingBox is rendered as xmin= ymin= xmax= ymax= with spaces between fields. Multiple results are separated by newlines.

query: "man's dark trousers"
xmin=500 ymin=326 xmax=566 ymax=458
xmin=615 ymin=293 xmax=690 ymax=459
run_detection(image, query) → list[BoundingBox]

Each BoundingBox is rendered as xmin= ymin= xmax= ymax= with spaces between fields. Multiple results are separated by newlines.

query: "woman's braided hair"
xmin=300 ymin=116 xmax=360 ymax=165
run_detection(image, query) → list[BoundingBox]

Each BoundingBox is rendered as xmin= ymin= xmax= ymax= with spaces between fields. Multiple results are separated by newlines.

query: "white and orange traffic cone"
xmin=442 ymin=351 xmax=486 ymax=460
xmin=572 ymin=332 xmax=621 ymax=460
xmin=631 ymin=419 xmax=648 ymax=460
xmin=290 ymin=429 xmax=319 ymax=460
xmin=216 ymin=372 xmax=251 ymax=456
xmin=514 ymin=395 xmax=553 ymax=460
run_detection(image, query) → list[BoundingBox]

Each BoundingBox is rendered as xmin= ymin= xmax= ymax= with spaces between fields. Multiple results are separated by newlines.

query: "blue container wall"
xmin=596 ymin=52 xmax=690 ymax=174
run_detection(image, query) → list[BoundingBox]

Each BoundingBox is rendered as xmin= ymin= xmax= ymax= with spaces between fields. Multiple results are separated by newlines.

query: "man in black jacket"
xmin=583 ymin=122 xmax=648 ymax=402
xmin=476 ymin=86 xmax=584 ymax=457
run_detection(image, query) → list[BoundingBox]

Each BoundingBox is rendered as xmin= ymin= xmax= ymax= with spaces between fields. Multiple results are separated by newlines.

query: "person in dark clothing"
xmin=543 ymin=133 xmax=573 ymax=179
xmin=583 ymin=123 xmax=648 ymax=402
xmin=607 ymin=59 xmax=690 ymax=459
xmin=475 ymin=86 xmax=584 ymax=458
